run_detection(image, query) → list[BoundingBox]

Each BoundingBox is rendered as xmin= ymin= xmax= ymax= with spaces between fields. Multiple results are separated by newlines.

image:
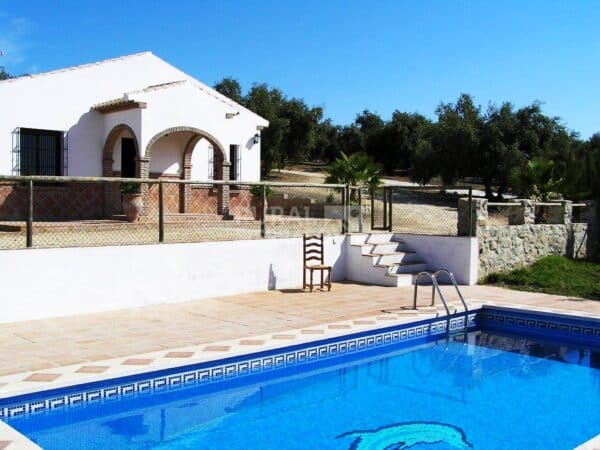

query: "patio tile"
xmin=0 ymin=282 xmax=598 ymax=380
xmin=121 ymin=358 xmax=154 ymax=366
xmin=164 ymin=351 xmax=194 ymax=358
xmin=272 ymin=334 xmax=296 ymax=340
xmin=23 ymin=373 xmax=61 ymax=382
xmin=0 ymin=441 xmax=11 ymax=450
xmin=75 ymin=365 xmax=110 ymax=374
xmin=203 ymin=345 xmax=231 ymax=352
xmin=300 ymin=329 xmax=325 ymax=335
xmin=239 ymin=339 xmax=265 ymax=346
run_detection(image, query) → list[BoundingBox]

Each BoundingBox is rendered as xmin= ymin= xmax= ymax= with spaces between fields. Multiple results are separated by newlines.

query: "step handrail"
xmin=413 ymin=272 xmax=450 ymax=316
xmin=432 ymin=269 xmax=469 ymax=315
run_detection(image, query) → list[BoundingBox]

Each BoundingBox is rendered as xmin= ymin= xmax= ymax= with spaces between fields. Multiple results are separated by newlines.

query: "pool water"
xmin=7 ymin=331 xmax=600 ymax=449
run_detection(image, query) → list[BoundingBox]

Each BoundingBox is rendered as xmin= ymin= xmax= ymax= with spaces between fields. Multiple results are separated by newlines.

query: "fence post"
xmin=468 ymin=187 xmax=473 ymax=237
xmin=358 ymin=188 xmax=363 ymax=233
xmin=260 ymin=184 xmax=266 ymax=238
xmin=26 ymin=179 xmax=33 ymax=248
xmin=387 ymin=187 xmax=393 ymax=231
xmin=340 ymin=185 xmax=347 ymax=234
xmin=383 ymin=187 xmax=388 ymax=230
xmin=158 ymin=181 xmax=164 ymax=243
xmin=370 ymin=187 xmax=375 ymax=231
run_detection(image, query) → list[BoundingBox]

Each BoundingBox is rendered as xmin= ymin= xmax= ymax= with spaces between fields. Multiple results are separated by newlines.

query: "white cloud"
xmin=0 ymin=14 xmax=34 ymax=69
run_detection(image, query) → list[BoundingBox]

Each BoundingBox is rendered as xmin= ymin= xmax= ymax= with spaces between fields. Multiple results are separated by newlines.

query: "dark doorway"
xmin=121 ymin=138 xmax=136 ymax=177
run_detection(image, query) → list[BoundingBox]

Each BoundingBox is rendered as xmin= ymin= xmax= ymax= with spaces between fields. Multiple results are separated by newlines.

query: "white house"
xmin=0 ymin=52 xmax=268 ymax=219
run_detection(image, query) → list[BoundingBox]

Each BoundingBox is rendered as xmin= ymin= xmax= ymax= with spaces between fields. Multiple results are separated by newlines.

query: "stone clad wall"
xmin=458 ymin=197 xmax=593 ymax=279
xmin=477 ymin=223 xmax=588 ymax=277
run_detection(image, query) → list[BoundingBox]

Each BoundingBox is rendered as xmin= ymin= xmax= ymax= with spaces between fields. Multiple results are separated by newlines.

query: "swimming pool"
xmin=2 ymin=308 xmax=599 ymax=449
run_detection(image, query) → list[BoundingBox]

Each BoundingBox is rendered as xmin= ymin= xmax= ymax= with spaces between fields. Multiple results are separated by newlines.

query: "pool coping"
xmin=0 ymin=299 xmax=598 ymax=449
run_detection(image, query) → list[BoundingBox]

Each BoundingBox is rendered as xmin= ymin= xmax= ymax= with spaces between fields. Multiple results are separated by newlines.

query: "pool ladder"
xmin=412 ymin=269 xmax=469 ymax=336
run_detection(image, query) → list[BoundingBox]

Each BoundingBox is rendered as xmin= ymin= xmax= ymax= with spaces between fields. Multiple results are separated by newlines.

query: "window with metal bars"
xmin=16 ymin=128 xmax=65 ymax=176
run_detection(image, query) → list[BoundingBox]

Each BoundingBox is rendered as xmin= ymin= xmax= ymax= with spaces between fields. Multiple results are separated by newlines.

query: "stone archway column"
xmin=218 ymin=161 xmax=231 ymax=217
xmin=102 ymin=157 xmax=114 ymax=217
xmin=182 ymin=163 xmax=192 ymax=213
xmin=138 ymin=156 xmax=151 ymax=217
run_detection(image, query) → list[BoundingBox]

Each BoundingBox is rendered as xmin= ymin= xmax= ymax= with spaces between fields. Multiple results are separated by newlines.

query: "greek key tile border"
xmin=480 ymin=308 xmax=600 ymax=345
xmin=1 ymin=313 xmax=476 ymax=419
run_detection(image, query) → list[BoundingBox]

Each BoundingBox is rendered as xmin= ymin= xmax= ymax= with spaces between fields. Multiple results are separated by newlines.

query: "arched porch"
xmin=102 ymin=124 xmax=141 ymax=216
xmin=143 ymin=126 xmax=231 ymax=216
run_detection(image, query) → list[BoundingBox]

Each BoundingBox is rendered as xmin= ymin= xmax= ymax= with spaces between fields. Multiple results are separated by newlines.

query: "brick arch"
xmin=143 ymin=126 xmax=231 ymax=216
xmin=102 ymin=124 xmax=139 ymax=177
xmin=144 ymin=126 xmax=226 ymax=162
xmin=101 ymin=124 xmax=140 ymax=218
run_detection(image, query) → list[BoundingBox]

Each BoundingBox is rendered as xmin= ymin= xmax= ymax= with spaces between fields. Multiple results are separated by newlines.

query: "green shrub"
xmin=484 ymin=255 xmax=600 ymax=299
xmin=120 ymin=182 xmax=141 ymax=195
xmin=250 ymin=185 xmax=273 ymax=197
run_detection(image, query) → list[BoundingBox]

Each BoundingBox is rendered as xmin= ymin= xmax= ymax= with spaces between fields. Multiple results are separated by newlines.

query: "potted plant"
xmin=121 ymin=182 xmax=143 ymax=222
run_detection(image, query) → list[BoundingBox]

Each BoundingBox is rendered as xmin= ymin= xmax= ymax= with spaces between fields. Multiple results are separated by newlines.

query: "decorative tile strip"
xmin=1 ymin=313 xmax=476 ymax=419
xmin=480 ymin=307 xmax=600 ymax=346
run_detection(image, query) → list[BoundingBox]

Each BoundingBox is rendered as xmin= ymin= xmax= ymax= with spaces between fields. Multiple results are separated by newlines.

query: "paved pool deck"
xmin=0 ymin=283 xmax=599 ymax=450
xmin=0 ymin=282 xmax=598 ymax=379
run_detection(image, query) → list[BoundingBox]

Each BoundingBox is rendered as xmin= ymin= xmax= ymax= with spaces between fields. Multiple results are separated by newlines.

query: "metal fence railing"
xmin=0 ymin=174 xmax=592 ymax=250
xmin=0 ymin=176 xmax=351 ymax=250
xmin=365 ymin=185 xmax=474 ymax=236
xmin=486 ymin=200 xmax=593 ymax=225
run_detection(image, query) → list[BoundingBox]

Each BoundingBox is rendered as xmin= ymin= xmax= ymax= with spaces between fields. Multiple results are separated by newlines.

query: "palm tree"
xmin=325 ymin=152 xmax=383 ymax=198
xmin=509 ymin=158 xmax=564 ymax=202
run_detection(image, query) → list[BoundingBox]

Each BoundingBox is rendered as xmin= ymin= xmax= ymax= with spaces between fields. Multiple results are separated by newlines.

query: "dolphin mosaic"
xmin=337 ymin=421 xmax=473 ymax=450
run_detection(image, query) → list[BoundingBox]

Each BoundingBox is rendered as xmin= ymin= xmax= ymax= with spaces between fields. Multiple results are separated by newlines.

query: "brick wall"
xmin=0 ymin=181 xmax=260 ymax=221
xmin=0 ymin=182 xmax=104 ymax=220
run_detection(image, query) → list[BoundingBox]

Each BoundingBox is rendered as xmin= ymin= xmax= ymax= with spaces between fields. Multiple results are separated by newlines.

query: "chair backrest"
xmin=303 ymin=234 xmax=324 ymax=266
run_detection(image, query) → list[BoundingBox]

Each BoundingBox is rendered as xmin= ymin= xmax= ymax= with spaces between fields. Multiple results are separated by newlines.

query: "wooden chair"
xmin=303 ymin=234 xmax=332 ymax=292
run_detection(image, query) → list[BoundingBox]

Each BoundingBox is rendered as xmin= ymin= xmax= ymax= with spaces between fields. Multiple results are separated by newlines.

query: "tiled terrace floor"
xmin=1 ymin=282 xmax=599 ymax=378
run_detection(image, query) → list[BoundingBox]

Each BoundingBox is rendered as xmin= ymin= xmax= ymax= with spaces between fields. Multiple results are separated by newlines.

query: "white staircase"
xmin=347 ymin=232 xmax=429 ymax=287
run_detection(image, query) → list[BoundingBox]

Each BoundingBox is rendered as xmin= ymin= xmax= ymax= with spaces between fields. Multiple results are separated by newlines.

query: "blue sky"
xmin=1 ymin=1 xmax=598 ymax=138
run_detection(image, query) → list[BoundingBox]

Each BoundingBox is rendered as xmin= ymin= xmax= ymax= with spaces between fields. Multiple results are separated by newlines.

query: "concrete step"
xmin=370 ymin=252 xmax=423 ymax=266
xmin=348 ymin=232 xmax=397 ymax=245
xmin=365 ymin=232 xmax=396 ymax=244
xmin=384 ymin=271 xmax=422 ymax=287
xmin=381 ymin=262 xmax=428 ymax=274
xmin=360 ymin=242 xmax=405 ymax=255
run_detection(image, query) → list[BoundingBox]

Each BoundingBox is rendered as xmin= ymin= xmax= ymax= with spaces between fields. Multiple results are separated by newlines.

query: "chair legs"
xmin=304 ymin=267 xmax=332 ymax=292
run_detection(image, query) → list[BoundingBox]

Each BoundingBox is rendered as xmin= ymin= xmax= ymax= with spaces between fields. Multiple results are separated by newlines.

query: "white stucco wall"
xmin=0 ymin=52 xmax=266 ymax=180
xmin=0 ymin=236 xmax=346 ymax=323
xmin=138 ymin=82 xmax=262 ymax=181
xmin=148 ymin=132 xmax=192 ymax=176
xmin=395 ymin=234 xmax=479 ymax=285
xmin=190 ymin=138 xmax=212 ymax=180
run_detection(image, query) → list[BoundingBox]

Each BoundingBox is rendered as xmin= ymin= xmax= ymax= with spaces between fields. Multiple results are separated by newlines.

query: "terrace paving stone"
xmin=164 ymin=352 xmax=195 ymax=358
xmin=0 ymin=283 xmax=598 ymax=377
xmin=121 ymin=358 xmax=154 ymax=366
xmin=23 ymin=373 xmax=61 ymax=382
xmin=75 ymin=366 xmax=110 ymax=374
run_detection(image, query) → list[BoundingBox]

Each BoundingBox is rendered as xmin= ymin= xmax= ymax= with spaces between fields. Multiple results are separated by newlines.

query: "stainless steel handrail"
xmin=412 ymin=272 xmax=450 ymax=316
xmin=432 ymin=269 xmax=469 ymax=315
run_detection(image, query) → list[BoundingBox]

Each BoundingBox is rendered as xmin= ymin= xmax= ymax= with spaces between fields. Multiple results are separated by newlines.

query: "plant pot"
xmin=122 ymin=194 xmax=143 ymax=222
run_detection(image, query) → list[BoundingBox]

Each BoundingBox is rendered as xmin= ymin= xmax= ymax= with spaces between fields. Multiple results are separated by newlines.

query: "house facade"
xmin=0 ymin=52 xmax=268 ymax=219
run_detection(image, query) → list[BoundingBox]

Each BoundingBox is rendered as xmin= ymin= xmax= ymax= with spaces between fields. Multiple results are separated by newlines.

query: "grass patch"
xmin=485 ymin=255 xmax=600 ymax=299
